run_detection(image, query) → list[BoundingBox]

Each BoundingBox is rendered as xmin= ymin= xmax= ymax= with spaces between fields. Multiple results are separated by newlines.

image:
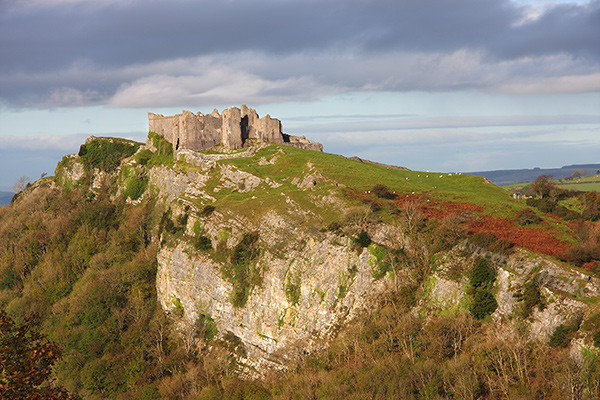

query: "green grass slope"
xmin=221 ymin=145 xmax=517 ymax=214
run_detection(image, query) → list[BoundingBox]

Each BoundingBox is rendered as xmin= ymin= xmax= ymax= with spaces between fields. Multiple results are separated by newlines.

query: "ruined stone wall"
xmin=221 ymin=107 xmax=243 ymax=150
xmin=174 ymin=111 xmax=221 ymax=151
xmin=148 ymin=105 xmax=322 ymax=153
xmin=254 ymin=114 xmax=283 ymax=144
xmin=148 ymin=113 xmax=176 ymax=143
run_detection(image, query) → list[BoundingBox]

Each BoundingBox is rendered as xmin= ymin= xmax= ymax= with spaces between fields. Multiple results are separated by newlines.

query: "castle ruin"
xmin=148 ymin=105 xmax=323 ymax=154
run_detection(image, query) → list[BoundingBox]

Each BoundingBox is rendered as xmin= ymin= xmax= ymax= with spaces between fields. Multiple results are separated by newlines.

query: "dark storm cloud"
xmin=1 ymin=0 xmax=598 ymax=108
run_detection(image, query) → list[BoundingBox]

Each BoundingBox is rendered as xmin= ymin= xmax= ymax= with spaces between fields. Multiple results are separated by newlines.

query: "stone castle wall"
xmin=148 ymin=105 xmax=322 ymax=153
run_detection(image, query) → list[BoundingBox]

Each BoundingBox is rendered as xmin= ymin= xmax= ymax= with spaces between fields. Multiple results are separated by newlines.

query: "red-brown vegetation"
xmin=393 ymin=192 xmax=570 ymax=257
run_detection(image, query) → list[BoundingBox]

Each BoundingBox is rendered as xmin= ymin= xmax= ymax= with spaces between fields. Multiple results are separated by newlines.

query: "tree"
xmin=12 ymin=176 xmax=31 ymax=194
xmin=530 ymin=175 xmax=556 ymax=199
xmin=0 ymin=311 xmax=80 ymax=399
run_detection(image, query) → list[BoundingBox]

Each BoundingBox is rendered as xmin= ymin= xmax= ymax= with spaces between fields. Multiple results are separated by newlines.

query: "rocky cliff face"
xmin=54 ymin=135 xmax=600 ymax=378
xmin=147 ymin=150 xmax=401 ymax=374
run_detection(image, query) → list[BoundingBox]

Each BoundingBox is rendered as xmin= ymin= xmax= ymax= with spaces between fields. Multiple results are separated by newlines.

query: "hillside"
xmin=2 ymin=134 xmax=600 ymax=399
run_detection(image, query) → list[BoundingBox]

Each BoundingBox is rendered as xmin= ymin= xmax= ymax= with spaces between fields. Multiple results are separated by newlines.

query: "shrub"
xmin=526 ymin=198 xmax=557 ymax=213
xmin=361 ymin=198 xmax=381 ymax=212
xmin=78 ymin=139 xmax=139 ymax=172
xmin=553 ymin=205 xmax=581 ymax=221
xmin=582 ymin=192 xmax=600 ymax=221
xmin=563 ymin=246 xmax=594 ymax=267
xmin=135 ymin=149 xmax=153 ymax=166
xmin=193 ymin=235 xmax=212 ymax=251
xmin=231 ymin=232 xmax=259 ymax=265
xmin=147 ymin=132 xmax=173 ymax=166
xmin=470 ymin=258 xmax=496 ymax=290
xmin=122 ymin=176 xmax=148 ymax=200
xmin=514 ymin=274 xmax=545 ymax=318
xmin=469 ymin=258 xmax=498 ymax=320
xmin=516 ymin=209 xmax=542 ymax=226
xmin=431 ymin=213 xmax=468 ymax=252
xmin=548 ymin=314 xmax=581 ymax=348
xmin=222 ymin=232 xmax=261 ymax=307
xmin=195 ymin=313 xmax=218 ymax=341
xmin=159 ymin=209 xmax=185 ymax=237
xmin=355 ymin=230 xmax=372 ymax=248
xmin=0 ymin=265 xmax=18 ymax=290
xmin=368 ymin=244 xmax=392 ymax=280
xmin=171 ymin=297 xmax=184 ymax=317
xmin=327 ymin=221 xmax=342 ymax=232
xmin=372 ymin=184 xmax=395 ymax=199
xmin=594 ymin=331 xmax=600 ymax=348
xmin=549 ymin=324 xmax=569 ymax=347
xmin=470 ymin=290 xmax=497 ymax=320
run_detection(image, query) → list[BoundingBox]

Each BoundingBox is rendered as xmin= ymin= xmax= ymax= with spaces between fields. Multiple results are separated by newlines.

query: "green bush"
xmin=469 ymin=258 xmax=498 ymax=319
xmin=222 ymin=232 xmax=262 ymax=307
xmin=553 ymin=205 xmax=581 ymax=221
xmin=470 ymin=289 xmax=498 ymax=319
xmin=147 ymin=132 xmax=174 ymax=166
xmin=355 ymin=230 xmax=372 ymax=248
xmin=470 ymin=258 xmax=496 ymax=290
xmin=371 ymin=184 xmax=395 ymax=199
xmin=171 ymin=296 xmax=184 ymax=317
xmin=196 ymin=313 xmax=218 ymax=341
xmin=135 ymin=149 xmax=153 ymax=166
xmin=514 ymin=274 xmax=545 ymax=318
xmin=526 ymin=198 xmax=557 ymax=213
xmin=368 ymin=244 xmax=392 ymax=280
xmin=193 ymin=235 xmax=212 ymax=251
xmin=516 ymin=209 xmax=542 ymax=226
xmin=78 ymin=139 xmax=139 ymax=172
xmin=548 ymin=318 xmax=581 ymax=348
xmin=122 ymin=176 xmax=148 ymax=200
xmin=0 ymin=265 xmax=18 ymax=290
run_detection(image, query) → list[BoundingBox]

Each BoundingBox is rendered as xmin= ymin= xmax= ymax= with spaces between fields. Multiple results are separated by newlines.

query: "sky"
xmin=0 ymin=0 xmax=599 ymax=191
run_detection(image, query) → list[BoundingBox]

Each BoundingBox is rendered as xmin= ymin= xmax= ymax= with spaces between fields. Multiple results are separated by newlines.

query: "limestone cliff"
xmin=53 ymin=135 xmax=600 ymax=379
xmin=147 ymin=154 xmax=401 ymax=374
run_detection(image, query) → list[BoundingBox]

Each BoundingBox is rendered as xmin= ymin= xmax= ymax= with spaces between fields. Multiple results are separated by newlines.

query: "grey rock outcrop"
xmin=148 ymin=160 xmax=400 ymax=376
xmin=148 ymin=105 xmax=323 ymax=154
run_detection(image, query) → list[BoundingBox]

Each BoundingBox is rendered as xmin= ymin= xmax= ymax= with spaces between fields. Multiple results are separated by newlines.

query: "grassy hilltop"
xmin=1 ymin=135 xmax=600 ymax=399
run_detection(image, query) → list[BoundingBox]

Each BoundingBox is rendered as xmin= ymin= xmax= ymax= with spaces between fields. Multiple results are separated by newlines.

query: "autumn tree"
xmin=0 ymin=311 xmax=80 ymax=399
xmin=530 ymin=174 xmax=556 ymax=199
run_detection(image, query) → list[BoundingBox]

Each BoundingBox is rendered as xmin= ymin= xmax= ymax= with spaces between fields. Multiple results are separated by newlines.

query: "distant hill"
xmin=0 ymin=191 xmax=14 ymax=206
xmin=468 ymin=163 xmax=600 ymax=185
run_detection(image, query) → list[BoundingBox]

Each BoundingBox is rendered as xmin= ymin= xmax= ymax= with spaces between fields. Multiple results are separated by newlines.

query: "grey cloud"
xmin=291 ymin=114 xmax=600 ymax=136
xmin=1 ymin=0 xmax=598 ymax=108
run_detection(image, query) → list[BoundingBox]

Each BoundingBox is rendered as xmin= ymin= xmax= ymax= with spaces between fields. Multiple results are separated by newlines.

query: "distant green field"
xmin=502 ymin=174 xmax=600 ymax=193
xmin=556 ymin=175 xmax=600 ymax=192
